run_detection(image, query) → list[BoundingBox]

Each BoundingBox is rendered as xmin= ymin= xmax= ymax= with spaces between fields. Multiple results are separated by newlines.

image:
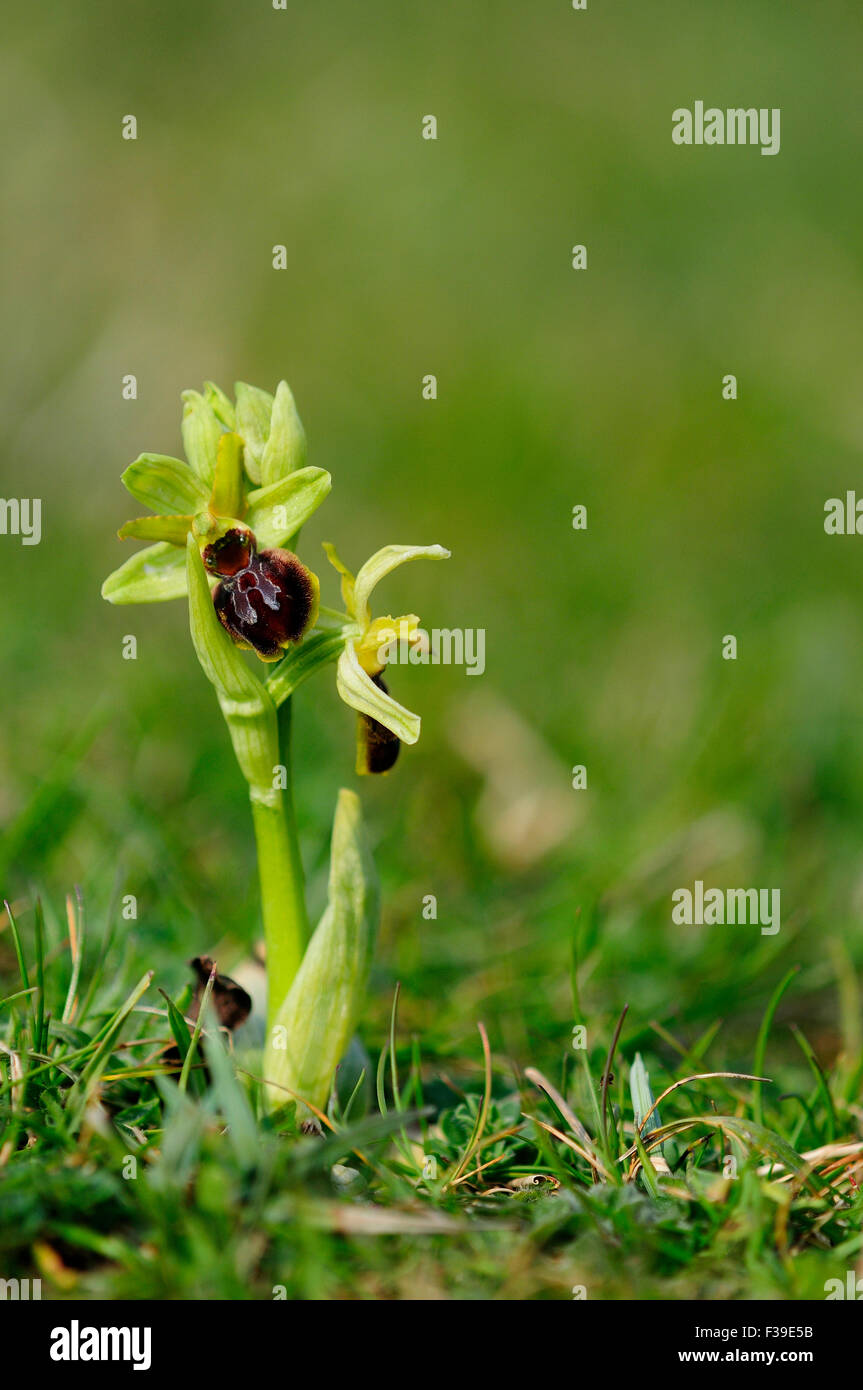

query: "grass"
xmin=1 ymin=878 xmax=861 ymax=1301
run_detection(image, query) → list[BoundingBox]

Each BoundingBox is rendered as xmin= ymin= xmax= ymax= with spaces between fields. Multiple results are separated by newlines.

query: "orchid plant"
xmin=102 ymin=380 xmax=449 ymax=1109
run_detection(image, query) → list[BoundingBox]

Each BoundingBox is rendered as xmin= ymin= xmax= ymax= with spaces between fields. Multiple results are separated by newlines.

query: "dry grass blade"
xmin=449 ymin=1126 xmax=524 ymax=1187
xmin=529 ymin=1114 xmax=613 ymax=1182
xmin=524 ymin=1066 xmax=594 ymax=1146
xmin=601 ymin=1004 xmax=628 ymax=1148
xmin=303 ymin=1202 xmax=510 ymax=1236
xmin=758 ymin=1140 xmax=863 ymax=1202
xmin=758 ymin=1139 xmax=863 ymax=1171
xmin=62 ymin=890 xmax=84 ymax=1024
xmin=525 ymin=1065 xmax=601 ymax=1180
xmin=636 ymin=1071 xmax=769 ymax=1135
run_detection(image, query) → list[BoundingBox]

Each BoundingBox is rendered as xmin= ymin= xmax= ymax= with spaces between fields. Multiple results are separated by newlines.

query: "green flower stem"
xmin=253 ymin=698 xmax=310 ymax=1042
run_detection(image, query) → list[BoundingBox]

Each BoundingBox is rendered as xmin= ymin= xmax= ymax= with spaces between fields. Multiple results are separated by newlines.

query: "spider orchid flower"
xmin=101 ymin=381 xmax=330 ymax=645
xmin=323 ymin=541 xmax=451 ymax=774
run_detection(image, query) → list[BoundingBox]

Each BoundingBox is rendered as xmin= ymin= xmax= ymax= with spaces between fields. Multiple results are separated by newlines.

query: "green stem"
xmin=251 ymin=698 xmax=310 ymax=1041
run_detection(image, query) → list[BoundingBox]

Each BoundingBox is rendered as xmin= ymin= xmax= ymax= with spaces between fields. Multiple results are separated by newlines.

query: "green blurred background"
xmin=3 ymin=0 xmax=863 ymax=1077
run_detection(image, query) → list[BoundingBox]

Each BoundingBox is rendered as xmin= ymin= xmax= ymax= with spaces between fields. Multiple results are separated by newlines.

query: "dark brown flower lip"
xmin=202 ymin=526 xmax=255 ymax=578
xmin=205 ymin=529 xmax=317 ymax=660
xmin=357 ymin=673 xmax=401 ymax=774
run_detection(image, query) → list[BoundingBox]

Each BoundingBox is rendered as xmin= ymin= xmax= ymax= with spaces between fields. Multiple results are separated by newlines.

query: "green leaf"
xmin=181 ymin=389 xmax=224 ymax=488
xmin=101 ymin=541 xmax=188 ymax=604
xmin=336 ymin=643 xmax=421 ymax=744
xmin=260 ymin=380 xmax=306 ymax=487
xmin=158 ymin=988 xmax=208 ymax=1099
xmin=203 ymin=1032 xmax=260 ymax=1171
xmin=185 ymin=536 xmax=279 ymax=794
xmin=65 ymin=971 xmax=153 ymax=1130
xmin=209 ymin=431 xmax=245 ymax=519
xmin=118 ymin=515 xmax=194 ymax=545
xmin=353 ymin=544 xmax=450 ymax=625
xmin=121 ymin=454 xmax=210 ymax=515
xmin=630 ymin=1052 xmax=662 ymax=1136
xmin=268 ymin=789 xmax=380 ymax=1111
xmin=245 ymin=466 xmax=332 ymax=549
xmin=179 ymin=963 xmax=214 ymax=1096
xmin=160 ymin=990 xmax=193 ymax=1063
xmin=753 ymin=966 xmax=798 ymax=1127
xmin=234 ymin=381 xmax=274 ymax=485
xmin=630 ymin=1051 xmax=668 ymax=1177
xmin=633 ymin=1126 xmax=661 ymax=1198
xmin=265 ymin=628 xmax=349 ymax=708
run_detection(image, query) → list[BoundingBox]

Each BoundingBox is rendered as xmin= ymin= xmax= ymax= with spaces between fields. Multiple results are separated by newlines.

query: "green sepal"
xmin=261 ymin=380 xmax=306 ymax=487
xmin=185 ymin=536 xmax=279 ymax=795
xmin=336 ymin=643 xmax=421 ymax=744
xmin=121 ymin=454 xmax=210 ymax=516
xmin=118 ymin=514 xmax=194 ymax=545
xmin=204 ymin=381 xmax=236 ymax=430
xmin=234 ymin=381 xmax=274 ymax=485
xmin=101 ymin=541 xmax=187 ymax=604
xmin=268 ymin=789 xmax=379 ymax=1111
xmin=245 ymin=466 xmax=332 ymax=549
xmin=209 ymin=432 xmax=246 ymax=520
xmin=181 ymin=389 xmax=224 ymax=489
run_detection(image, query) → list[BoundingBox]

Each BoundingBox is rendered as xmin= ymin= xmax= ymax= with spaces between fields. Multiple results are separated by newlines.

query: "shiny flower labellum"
xmin=203 ymin=526 xmax=319 ymax=661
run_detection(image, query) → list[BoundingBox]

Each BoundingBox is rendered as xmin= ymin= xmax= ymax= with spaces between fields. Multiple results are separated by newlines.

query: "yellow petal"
xmin=354 ymin=614 xmax=419 ymax=676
